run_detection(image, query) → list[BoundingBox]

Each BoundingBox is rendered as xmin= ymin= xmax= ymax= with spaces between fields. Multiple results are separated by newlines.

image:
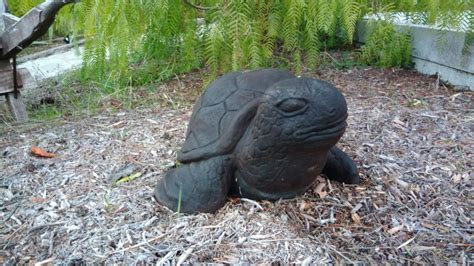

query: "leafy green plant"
xmin=75 ymin=0 xmax=203 ymax=85
xmin=7 ymin=0 xmax=43 ymax=16
xmin=6 ymin=0 xmax=473 ymax=87
xmin=361 ymin=21 xmax=412 ymax=68
xmin=331 ymin=51 xmax=366 ymax=70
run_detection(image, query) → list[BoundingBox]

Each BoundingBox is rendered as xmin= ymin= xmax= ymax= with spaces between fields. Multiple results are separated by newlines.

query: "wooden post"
xmin=0 ymin=0 xmax=78 ymax=122
xmin=0 ymin=60 xmax=28 ymax=122
xmin=5 ymin=91 xmax=28 ymax=122
xmin=1 ymin=1 xmax=27 ymax=122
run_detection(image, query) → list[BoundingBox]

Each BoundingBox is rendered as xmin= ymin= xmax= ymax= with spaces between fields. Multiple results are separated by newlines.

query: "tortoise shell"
xmin=178 ymin=69 xmax=295 ymax=162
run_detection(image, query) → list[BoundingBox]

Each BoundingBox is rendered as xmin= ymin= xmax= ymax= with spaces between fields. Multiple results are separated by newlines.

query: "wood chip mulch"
xmin=0 ymin=67 xmax=472 ymax=264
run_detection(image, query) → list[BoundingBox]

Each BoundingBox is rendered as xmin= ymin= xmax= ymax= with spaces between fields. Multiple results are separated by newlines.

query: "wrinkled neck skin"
xmin=232 ymin=102 xmax=345 ymax=200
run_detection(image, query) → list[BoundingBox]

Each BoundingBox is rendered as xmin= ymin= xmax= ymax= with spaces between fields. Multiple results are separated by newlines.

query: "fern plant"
xmin=361 ymin=21 xmax=412 ymax=68
xmin=6 ymin=0 xmax=78 ymax=36
xmin=359 ymin=3 xmax=412 ymax=68
xmin=202 ymin=0 xmax=362 ymax=74
xmin=6 ymin=0 xmax=42 ymax=16
xmin=5 ymin=0 xmax=473 ymax=87
xmin=356 ymin=0 xmax=472 ymax=69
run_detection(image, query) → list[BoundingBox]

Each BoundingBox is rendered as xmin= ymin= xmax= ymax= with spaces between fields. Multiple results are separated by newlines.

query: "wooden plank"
xmin=1 ymin=1 xmax=78 ymax=59
xmin=3 ymin=13 xmax=20 ymax=28
xmin=1 ymin=8 xmax=41 ymax=56
xmin=5 ymin=91 xmax=28 ymax=122
xmin=0 ymin=0 xmax=6 ymax=34
xmin=17 ymin=68 xmax=36 ymax=89
xmin=0 ymin=64 xmax=23 ymax=94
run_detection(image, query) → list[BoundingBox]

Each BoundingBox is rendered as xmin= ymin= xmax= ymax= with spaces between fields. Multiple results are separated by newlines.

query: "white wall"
xmin=356 ymin=20 xmax=474 ymax=90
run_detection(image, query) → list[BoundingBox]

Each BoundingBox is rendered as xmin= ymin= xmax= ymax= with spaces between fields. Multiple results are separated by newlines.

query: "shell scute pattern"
xmin=180 ymin=69 xmax=294 ymax=159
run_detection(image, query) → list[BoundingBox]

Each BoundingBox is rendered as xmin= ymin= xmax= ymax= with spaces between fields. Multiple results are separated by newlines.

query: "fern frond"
xmin=282 ymin=0 xmax=304 ymax=50
xmin=204 ymin=23 xmax=226 ymax=73
xmin=315 ymin=0 xmax=337 ymax=35
xmin=249 ymin=20 xmax=264 ymax=68
xmin=303 ymin=1 xmax=320 ymax=68
xmin=10 ymin=0 xmax=468 ymax=87
xmin=263 ymin=0 xmax=282 ymax=60
xmin=267 ymin=0 xmax=283 ymax=39
xmin=340 ymin=0 xmax=361 ymax=43
xmin=462 ymin=5 xmax=474 ymax=57
xmin=361 ymin=21 xmax=412 ymax=68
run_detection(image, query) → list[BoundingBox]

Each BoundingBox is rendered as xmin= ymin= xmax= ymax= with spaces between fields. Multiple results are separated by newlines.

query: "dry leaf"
xmin=299 ymin=200 xmax=309 ymax=211
xmin=421 ymin=222 xmax=435 ymax=229
xmin=314 ymin=183 xmax=327 ymax=198
xmin=392 ymin=118 xmax=406 ymax=127
xmin=250 ymin=234 xmax=273 ymax=240
xmin=393 ymin=177 xmax=410 ymax=189
xmin=397 ymin=237 xmax=415 ymax=249
xmin=34 ymin=257 xmax=55 ymax=266
xmin=31 ymin=147 xmax=56 ymax=158
xmin=31 ymin=197 xmax=47 ymax=204
xmin=449 ymin=93 xmax=462 ymax=101
xmin=351 ymin=212 xmax=361 ymax=224
xmin=110 ymin=99 xmax=122 ymax=108
xmin=228 ymin=197 xmax=241 ymax=204
xmin=388 ymin=225 xmax=404 ymax=235
xmin=451 ymin=173 xmax=461 ymax=184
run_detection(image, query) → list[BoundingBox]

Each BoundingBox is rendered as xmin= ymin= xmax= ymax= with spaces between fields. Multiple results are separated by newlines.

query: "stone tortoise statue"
xmin=154 ymin=68 xmax=359 ymax=214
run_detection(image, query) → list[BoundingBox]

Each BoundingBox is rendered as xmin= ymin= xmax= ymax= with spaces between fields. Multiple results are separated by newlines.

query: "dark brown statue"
xmin=154 ymin=69 xmax=359 ymax=214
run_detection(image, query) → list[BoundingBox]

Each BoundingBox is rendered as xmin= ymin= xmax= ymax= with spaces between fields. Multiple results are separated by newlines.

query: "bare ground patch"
xmin=0 ymin=68 xmax=472 ymax=264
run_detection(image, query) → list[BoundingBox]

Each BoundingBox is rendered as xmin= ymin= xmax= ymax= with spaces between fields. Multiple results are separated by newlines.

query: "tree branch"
xmin=182 ymin=0 xmax=219 ymax=11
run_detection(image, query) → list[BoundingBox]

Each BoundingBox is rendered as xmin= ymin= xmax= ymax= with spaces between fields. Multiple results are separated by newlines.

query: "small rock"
xmin=238 ymin=236 xmax=246 ymax=244
xmin=2 ymin=147 xmax=17 ymax=158
xmin=33 ymin=215 xmax=47 ymax=228
xmin=68 ymin=257 xmax=86 ymax=266
xmin=0 ymin=188 xmax=14 ymax=201
xmin=41 ymin=239 xmax=50 ymax=248
xmin=109 ymin=164 xmax=138 ymax=183
xmin=47 ymin=211 xmax=59 ymax=220
xmin=453 ymin=85 xmax=471 ymax=92
xmin=162 ymin=132 xmax=172 ymax=140
xmin=2 ymin=256 xmax=18 ymax=266
xmin=59 ymin=200 xmax=70 ymax=210
xmin=133 ymin=213 xmax=145 ymax=222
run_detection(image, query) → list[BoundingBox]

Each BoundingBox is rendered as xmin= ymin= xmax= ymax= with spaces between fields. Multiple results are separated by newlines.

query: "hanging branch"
xmin=182 ymin=0 xmax=219 ymax=11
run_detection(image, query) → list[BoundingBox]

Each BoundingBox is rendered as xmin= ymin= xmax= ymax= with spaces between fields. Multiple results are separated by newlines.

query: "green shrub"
xmin=361 ymin=21 xmax=412 ymax=68
xmin=5 ymin=0 xmax=472 ymax=87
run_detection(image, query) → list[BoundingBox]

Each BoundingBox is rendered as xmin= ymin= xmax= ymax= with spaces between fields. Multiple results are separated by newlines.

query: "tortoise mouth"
xmin=294 ymin=115 xmax=347 ymax=142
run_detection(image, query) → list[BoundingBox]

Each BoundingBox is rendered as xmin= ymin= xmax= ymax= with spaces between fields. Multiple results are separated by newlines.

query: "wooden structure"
xmin=0 ymin=0 xmax=77 ymax=122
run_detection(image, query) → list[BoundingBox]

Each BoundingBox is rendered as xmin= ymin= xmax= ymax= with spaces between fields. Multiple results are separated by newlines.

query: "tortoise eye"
xmin=277 ymin=98 xmax=307 ymax=113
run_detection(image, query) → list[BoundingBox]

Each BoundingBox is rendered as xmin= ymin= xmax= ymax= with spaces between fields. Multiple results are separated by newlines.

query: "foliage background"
xmin=5 ymin=0 xmax=474 ymax=87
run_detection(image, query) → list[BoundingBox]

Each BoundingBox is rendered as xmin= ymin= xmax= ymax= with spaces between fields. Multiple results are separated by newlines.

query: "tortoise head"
xmin=255 ymin=77 xmax=348 ymax=149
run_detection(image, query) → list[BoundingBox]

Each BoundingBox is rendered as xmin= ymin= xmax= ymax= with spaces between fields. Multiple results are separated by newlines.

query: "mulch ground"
xmin=0 ymin=67 xmax=472 ymax=264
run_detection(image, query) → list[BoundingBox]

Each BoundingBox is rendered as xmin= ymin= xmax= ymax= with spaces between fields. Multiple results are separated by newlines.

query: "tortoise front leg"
xmin=322 ymin=146 xmax=360 ymax=184
xmin=154 ymin=155 xmax=234 ymax=214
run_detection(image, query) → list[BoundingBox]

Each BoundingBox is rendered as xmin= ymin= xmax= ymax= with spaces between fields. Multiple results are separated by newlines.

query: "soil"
xmin=0 ymin=67 xmax=472 ymax=264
